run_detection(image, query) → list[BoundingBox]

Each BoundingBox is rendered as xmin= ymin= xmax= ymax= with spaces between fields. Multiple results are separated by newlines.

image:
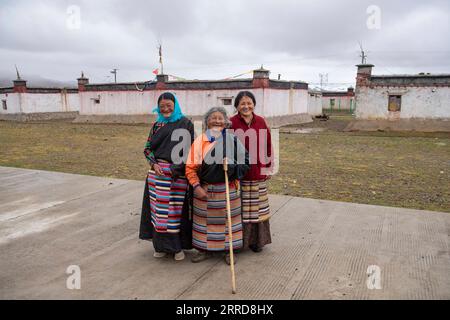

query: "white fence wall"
xmin=0 ymin=93 xmax=20 ymax=114
xmin=307 ymin=93 xmax=322 ymax=116
xmin=79 ymin=88 xmax=309 ymax=118
xmin=0 ymin=92 xmax=79 ymax=114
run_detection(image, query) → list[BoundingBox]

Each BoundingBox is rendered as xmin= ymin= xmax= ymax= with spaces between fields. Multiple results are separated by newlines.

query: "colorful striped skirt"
xmin=192 ymin=182 xmax=243 ymax=251
xmin=241 ymin=179 xmax=271 ymax=223
xmin=147 ymin=162 xmax=188 ymax=234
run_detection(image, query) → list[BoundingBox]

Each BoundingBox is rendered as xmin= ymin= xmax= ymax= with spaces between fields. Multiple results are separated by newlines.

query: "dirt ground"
xmin=1 ymin=117 xmax=449 ymax=212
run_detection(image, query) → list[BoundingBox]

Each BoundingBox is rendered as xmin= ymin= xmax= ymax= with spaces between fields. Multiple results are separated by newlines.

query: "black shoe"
xmin=250 ymin=245 xmax=262 ymax=253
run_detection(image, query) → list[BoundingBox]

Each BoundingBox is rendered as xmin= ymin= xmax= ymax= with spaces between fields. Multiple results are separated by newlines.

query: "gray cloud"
xmin=0 ymin=0 xmax=448 ymax=87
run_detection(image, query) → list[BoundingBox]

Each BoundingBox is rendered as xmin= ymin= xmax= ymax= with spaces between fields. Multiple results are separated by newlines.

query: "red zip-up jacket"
xmin=230 ymin=113 xmax=273 ymax=181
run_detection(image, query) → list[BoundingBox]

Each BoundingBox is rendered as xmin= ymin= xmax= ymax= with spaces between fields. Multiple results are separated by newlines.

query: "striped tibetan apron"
xmin=241 ymin=179 xmax=270 ymax=223
xmin=192 ymin=182 xmax=243 ymax=251
xmin=147 ymin=161 xmax=188 ymax=234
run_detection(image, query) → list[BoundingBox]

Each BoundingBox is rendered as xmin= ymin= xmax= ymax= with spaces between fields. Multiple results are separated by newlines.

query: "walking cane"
xmin=223 ymin=158 xmax=237 ymax=294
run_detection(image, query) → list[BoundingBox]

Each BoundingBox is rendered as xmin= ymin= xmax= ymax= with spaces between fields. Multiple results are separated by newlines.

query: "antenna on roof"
xmin=358 ymin=41 xmax=368 ymax=64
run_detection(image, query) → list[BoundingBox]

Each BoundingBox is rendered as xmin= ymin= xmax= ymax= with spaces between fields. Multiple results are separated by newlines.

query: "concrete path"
xmin=0 ymin=167 xmax=449 ymax=300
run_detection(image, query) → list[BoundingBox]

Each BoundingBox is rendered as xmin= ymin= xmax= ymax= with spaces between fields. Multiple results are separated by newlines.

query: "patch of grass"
xmin=1 ymin=120 xmax=449 ymax=212
xmin=0 ymin=121 xmax=150 ymax=180
xmin=270 ymin=131 xmax=449 ymax=212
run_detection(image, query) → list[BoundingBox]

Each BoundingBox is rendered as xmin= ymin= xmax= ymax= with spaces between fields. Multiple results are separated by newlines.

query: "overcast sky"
xmin=0 ymin=0 xmax=449 ymax=88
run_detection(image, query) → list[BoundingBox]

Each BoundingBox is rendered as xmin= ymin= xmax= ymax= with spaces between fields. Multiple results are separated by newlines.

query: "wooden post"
xmin=223 ymin=158 xmax=237 ymax=294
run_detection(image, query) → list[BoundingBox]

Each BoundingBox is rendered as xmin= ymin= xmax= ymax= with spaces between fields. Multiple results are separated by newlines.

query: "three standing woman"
xmin=140 ymin=90 xmax=272 ymax=264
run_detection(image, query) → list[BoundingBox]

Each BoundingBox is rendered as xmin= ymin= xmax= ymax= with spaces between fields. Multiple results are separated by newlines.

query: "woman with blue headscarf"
xmin=139 ymin=92 xmax=194 ymax=261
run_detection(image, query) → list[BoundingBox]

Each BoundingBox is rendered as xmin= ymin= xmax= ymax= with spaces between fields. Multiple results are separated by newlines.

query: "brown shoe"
xmin=224 ymin=253 xmax=237 ymax=265
xmin=191 ymin=250 xmax=211 ymax=263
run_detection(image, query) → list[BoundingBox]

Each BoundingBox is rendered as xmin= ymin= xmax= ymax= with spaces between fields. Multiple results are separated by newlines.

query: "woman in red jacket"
xmin=230 ymin=91 xmax=273 ymax=253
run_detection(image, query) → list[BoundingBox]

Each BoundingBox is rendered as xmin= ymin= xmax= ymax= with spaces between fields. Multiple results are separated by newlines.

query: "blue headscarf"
xmin=205 ymin=128 xmax=226 ymax=142
xmin=152 ymin=92 xmax=185 ymax=123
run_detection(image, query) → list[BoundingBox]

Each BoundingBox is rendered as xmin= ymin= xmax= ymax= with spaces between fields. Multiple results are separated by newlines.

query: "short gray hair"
xmin=203 ymin=106 xmax=230 ymax=130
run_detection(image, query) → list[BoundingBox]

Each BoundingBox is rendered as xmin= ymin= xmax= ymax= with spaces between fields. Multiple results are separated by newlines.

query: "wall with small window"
xmin=217 ymin=96 xmax=235 ymax=116
xmin=79 ymin=87 xmax=308 ymax=118
xmin=388 ymin=95 xmax=401 ymax=112
xmin=321 ymin=96 xmax=354 ymax=112
xmin=355 ymin=86 xmax=450 ymax=119
xmin=220 ymin=98 xmax=232 ymax=106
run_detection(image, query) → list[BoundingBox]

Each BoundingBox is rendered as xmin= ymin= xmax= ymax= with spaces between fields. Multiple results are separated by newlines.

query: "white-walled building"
xmin=354 ymin=64 xmax=450 ymax=120
xmin=1 ymin=68 xmax=312 ymax=126
xmin=76 ymin=68 xmax=310 ymax=126
xmin=0 ymin=78 xmax=79 ymax=121
xmin=321 ymin=88 xmax=355 ymax=112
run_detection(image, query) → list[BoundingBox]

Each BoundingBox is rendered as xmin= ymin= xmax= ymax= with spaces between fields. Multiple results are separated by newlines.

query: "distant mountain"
xmin=0 ymin=74 xmax=76 ymax=88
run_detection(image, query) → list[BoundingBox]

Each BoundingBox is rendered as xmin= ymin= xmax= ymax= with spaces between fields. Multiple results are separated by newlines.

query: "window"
xmin=330 ymin=98 xmax=335 ymax=109
xmin=222 ymin=98 xmax=232 ymax=106
xmin=388 ymin=95 xmax=401 ymax=112
xmin=2 ymin=100 xmax=6 ymax=110
xmin=91 ymin=95 xmax=101 ymax=104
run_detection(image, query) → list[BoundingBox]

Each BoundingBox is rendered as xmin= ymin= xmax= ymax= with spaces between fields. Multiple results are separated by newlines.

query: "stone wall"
xmin=344 ymin=119 xmax=450 ymax=132
xmin=73 ymin=113 xmax=312 ymax=128
xmin=0 ymin=111 xmax=79 ymax=122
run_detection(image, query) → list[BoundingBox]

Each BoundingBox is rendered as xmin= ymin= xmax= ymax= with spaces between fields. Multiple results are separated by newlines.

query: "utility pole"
xmin=110 ymin=68 xmax=118 ymax=83
xmin=319 ymin=73 xmax=328 ymax=90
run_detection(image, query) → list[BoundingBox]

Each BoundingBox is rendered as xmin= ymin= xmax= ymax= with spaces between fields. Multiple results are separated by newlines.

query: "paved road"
xmin=0 ymin=167 xmax=449 ymax=299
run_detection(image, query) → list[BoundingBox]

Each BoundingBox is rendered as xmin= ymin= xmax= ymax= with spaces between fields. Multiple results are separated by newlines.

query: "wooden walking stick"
xmin=223 ymin=158 xmax=237 ymax=294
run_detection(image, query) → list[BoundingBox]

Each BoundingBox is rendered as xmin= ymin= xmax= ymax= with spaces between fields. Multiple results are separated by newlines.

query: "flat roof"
xmin=372 ymin=74 xmax=450 ymax=78
xmin=84 ymin=78 xmax=308 ymax=91
xmin=370 ymin=74 xmax=450 ymax=86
